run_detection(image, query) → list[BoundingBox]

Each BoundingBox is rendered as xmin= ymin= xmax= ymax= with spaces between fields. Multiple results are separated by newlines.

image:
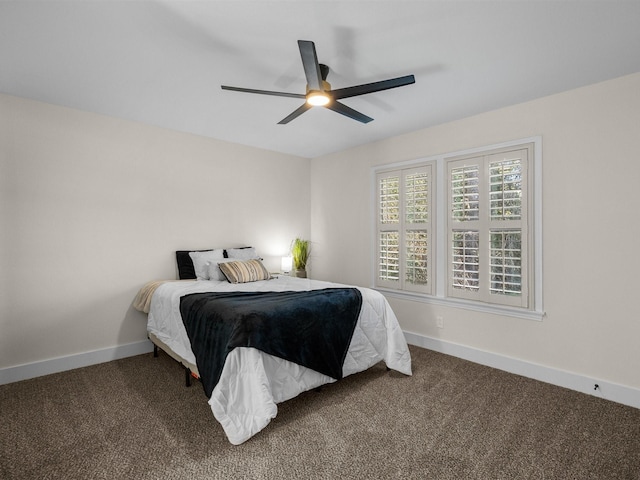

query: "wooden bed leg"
xmin=153 ymin=344 xmax=158 ymax=357
xmin=185 ymin=367 xmax=192 ymax=387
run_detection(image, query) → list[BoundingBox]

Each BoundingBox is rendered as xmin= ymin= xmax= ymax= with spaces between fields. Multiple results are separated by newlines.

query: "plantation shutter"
xmin=447 ymin=148 xmax=529 ymax=307
xmin=377 ymin=172 xmax=401 ymax=288
xmin=403 ymin=167 xmax=432 ymax=293
xmin=376 ymin=166 xmax=432 ymax=294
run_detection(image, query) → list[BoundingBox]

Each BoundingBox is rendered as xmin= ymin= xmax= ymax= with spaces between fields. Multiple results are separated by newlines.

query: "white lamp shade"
xmin=281 ymin=256 xmax=293 ymax=273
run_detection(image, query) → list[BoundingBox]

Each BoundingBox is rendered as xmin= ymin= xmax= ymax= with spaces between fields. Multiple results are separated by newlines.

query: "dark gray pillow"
xmin=175 ymin=250 xmax=211 ymax=279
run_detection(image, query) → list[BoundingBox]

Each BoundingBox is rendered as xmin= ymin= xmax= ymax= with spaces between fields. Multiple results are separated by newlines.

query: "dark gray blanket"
xmin=179 ymin=288 xmax=363 ymax=397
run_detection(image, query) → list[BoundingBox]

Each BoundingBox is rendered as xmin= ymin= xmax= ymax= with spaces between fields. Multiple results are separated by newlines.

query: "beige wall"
xmin=3 ymin=73 xmax=639 ymax=395
xmin=310 ymin=73 xmax=640 ymax=391
xmin=0 ymin=95 xmax=310 ymax=369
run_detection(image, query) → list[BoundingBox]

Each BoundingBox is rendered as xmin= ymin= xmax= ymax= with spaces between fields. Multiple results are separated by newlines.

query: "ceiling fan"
xmin=221 ymin=40 xmax=415 ymax=124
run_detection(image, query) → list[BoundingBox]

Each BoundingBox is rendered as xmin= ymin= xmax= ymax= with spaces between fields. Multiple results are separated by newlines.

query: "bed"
xmin=134 ymin=249 xmax=412 ymax=445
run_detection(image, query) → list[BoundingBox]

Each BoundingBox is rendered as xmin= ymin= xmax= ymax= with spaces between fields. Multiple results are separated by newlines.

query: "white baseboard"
xmin=3 ymin=334 xmax=639 ymax=411
xmin=0 ymin=340 xmax=154 ymax=386
xmin=404 ymin=331 xmax=640 ymax=410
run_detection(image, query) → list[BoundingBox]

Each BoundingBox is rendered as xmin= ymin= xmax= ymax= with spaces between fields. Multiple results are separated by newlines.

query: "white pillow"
xmin=226 ymin=247 xmax=259 ymax=260
xmin=206 ymin=258 xmax=235 ymax=281
xmin=189 ymin=249 xmax=224 ymax=280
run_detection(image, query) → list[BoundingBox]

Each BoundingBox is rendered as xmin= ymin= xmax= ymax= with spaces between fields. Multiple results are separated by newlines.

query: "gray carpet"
xmin=1 ymin=345 xmax=639 ymax=479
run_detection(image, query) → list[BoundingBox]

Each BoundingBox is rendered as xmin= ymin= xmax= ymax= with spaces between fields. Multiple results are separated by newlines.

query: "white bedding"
xmin=147 ymin=276 xmax=412 ymax=445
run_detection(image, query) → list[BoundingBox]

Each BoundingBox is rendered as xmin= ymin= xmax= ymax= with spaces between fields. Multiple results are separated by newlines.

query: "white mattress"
xmin=147 ymin=276 xmax=412 ymax=445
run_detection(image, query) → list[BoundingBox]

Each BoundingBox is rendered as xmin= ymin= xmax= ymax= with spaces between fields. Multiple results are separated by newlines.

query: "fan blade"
xmin=278 ymin=103 xmax=312 ymax=124
xmin=326 ymin=101 xmax=373 ymax=124
xmin=221 ymin=85 xmax=305 ymax=99
xmin=298 ymin=40 xmax=323 ymax=91
xmin=331 ymin=74 xmax=415 ymax=100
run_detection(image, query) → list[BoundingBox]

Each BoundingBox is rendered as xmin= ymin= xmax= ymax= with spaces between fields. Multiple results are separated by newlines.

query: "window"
xmin=376 ymin=165 xmax=433 ymax=294
xmin=447 ymin=147 xmax=530 ymax=308
xmin=373 ymin=139 xmax=542 ymax=319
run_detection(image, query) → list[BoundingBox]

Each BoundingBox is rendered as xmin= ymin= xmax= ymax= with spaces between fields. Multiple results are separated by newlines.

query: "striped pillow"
xmin=218 ymin=259 xmax=271 ymax=284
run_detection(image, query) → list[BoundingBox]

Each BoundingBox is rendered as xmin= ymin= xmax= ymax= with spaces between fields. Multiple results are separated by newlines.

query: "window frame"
xmin=372 ymin=137 xmax=544 ymax=321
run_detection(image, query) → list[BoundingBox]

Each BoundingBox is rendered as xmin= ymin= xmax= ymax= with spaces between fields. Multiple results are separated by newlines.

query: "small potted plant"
xmin=291 ymin=238 xmax=310 ymax=278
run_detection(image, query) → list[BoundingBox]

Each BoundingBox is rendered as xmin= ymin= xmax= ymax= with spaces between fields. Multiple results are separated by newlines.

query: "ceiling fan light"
xmin=307 ymin=92 xmax=330 ymax=106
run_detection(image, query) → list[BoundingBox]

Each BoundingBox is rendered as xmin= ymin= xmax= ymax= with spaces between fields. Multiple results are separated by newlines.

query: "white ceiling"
xmin=2 ymin=1 xmax=640 ymax=158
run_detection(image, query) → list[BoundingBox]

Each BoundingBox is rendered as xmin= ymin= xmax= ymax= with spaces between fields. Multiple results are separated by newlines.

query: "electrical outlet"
xmin=591 ymin=383 xmax=606 ymax=399
xmin=436 ymin=316 xmax=444 ymax=328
